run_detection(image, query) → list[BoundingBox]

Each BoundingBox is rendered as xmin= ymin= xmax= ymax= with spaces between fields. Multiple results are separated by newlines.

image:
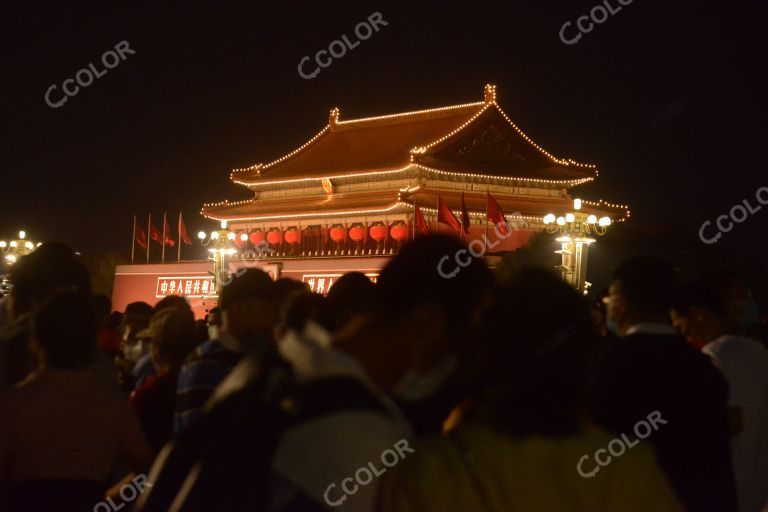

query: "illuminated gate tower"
xmin=201 ymin=84 xmax=629 ymax=292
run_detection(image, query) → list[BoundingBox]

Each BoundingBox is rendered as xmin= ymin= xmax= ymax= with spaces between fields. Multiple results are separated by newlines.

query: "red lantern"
xmin=267 ymin=230 xmax=283 ymax=245
xmin=249 ymin=230 xmax=265 ymax=245
xmin=369 ymin=224 xmax=387 ymax=241
xmin=284 ymin=229 xmax=301 ymax=244
xmin=390 ymin=223 xmax=409 ymax=242
xmin=349 ymin=226 xmax=366 ymax=243
xmin=329 ymin=226 xmax=347 ymax=243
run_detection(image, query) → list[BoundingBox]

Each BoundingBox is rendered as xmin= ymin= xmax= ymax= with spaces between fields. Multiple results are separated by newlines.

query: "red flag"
xmin=163 ymin=216 xmax=176 ymax=247
xmin=414 ymin=204 xmax=430 ymax=235
xmin=135 ymin=225 xmax=148 ymax=249
xmin=149 ymin=220 xmax=163 ymax=245
xmin=179 ymin=213 xmax=192 ymax=245
xmin=460 ymin=192 xmax=470 ymax=236
xmin=487 ymin=192 xmax=509 ymax=235
xmin=437 ymin=195 xmax=462 ymax=232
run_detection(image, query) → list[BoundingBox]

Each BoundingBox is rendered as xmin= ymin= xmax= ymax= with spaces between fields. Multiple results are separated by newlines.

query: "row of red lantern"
xmin=234 ymin=223 xmax=410 ymax=246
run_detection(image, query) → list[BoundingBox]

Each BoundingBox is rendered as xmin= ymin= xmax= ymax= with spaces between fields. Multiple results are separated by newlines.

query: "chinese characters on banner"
xmin=156 ymin=276 xmax=217 ymax=298
xmin=301 ymin=273 xmax=378 ymax=295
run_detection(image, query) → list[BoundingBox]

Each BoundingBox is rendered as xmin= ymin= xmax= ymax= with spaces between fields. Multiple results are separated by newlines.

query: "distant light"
xmin=197 ymin=231 xmax=206 ymax=240
xmin=586 ymin=215 xmax=597 ymax=224
xmin=556 ymin=217 xmax=566 ymax=226
xmin=574 ymin=198 xmax=582 ymax=210
xmin=227 ymin=232 xmax=236 ymax=241
xmin=0 ymin=241 xmax=6 ymax=248
xmin=9 ymin=241 xmax=17 ymax=248
xmin=565 ymin=213 xmax=575 ymax=223
xmin=210 ymin=231 xmax=220 ymax=240
xmin=543 ymin=213 xmax=556 ymax=225
xmin=239 ymin=233 xmax=249 ymax=242
xmin=24 ymin=241 xmax=33 ymax=249
xmin=18 ymin=231 xmax=26 ymax=239
xmin=599 ymin=217 xmax=612 ymax=227
xmin=220 ymin=220 xmax=228 ymax=229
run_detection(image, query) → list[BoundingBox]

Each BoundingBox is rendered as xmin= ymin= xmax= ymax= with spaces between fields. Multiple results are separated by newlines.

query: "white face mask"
xmin=390 ymin=357 xmax=458 ymax=402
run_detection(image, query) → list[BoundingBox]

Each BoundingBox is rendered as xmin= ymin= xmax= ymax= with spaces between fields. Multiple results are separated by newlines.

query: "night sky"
xmin=3 ymin=0 xmax=766 ymax=260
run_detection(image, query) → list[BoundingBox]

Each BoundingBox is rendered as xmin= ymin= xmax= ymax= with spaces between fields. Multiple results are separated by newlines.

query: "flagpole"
xmin=435 ymin=193 xmax=439 ymax=234
xmin=131 ymin=215 xmax=136 ymax=264
xmin=162 ymin=212 xmax=167 ymax=264
xmin=412 ymin=198 xmax=416 ymax=239
xmin=147 ymin=214 xmax=151 ymax=263
xmin=485 ymin=190 xmax=490 ymax=243
xmin=177 ymin=212 xmax=182 ymax=262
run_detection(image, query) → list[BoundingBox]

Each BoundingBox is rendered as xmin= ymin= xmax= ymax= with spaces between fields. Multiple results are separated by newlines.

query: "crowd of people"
xmin=0 ymin=236 xmax=766 ymax=512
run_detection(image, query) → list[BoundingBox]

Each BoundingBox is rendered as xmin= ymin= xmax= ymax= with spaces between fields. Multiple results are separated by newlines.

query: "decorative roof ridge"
xmin=229 ymin=124 xmax=331 ymax=180
xmin=413 ymin=163 xmax=595 ymax=187
xmin=332 ymin=101 xmax=486 ymax=131
xmin=230 ymin=160 xmax=595 ymax=189
xmin=413 ymin=100 xmax=598 ymax=174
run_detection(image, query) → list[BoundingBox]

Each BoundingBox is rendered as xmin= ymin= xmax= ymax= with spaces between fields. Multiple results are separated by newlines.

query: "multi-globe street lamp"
xmin=197 ymin=221 xmax=240 ymax=292
xmin=543 ymin=199 xmax=612 ymax=294
xmin=0 ymin=230 xmax=41 ymax=266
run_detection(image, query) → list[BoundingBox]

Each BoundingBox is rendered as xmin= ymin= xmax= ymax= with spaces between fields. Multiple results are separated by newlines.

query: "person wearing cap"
xmin=174 ymin=269 xmax=277 ymax=433
xmin=130 ymin=307 xmax=197 ymax=451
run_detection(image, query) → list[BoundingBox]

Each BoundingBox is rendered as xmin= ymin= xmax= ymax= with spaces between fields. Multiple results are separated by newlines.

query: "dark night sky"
xmin=2 ymin=0 xmax=766 ymax=259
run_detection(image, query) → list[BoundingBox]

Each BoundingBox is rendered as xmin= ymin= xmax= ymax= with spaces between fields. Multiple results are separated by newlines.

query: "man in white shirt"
xmin=671 ymin=280 xmax=768 ymax=512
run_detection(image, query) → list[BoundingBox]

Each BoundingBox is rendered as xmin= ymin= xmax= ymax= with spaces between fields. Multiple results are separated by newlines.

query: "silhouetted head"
xmin=606 ymin=256 xmax=677 ymax=335
xmin=326 ymin=272 xmax=375 ymax=327
xmin=471 ymin=266 xmax=598 ymax=437
xmin=10 ymin=242 xmax=91 ymax=318
xmin=218 ymin=269 xmax=277 ymax=348
xmin=337 ymin=235 xmax=494 ymax=396
xmin=32 ymin=291 xmax=96 ymax=370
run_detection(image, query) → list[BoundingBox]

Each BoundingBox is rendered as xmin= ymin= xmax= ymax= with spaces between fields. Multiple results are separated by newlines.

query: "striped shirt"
xmin=174 ymin=338 xmax=242 ymax=433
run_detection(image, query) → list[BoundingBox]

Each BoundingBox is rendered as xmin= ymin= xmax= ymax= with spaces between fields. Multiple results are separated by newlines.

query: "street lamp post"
xmin=0 ymin=230 xmax=41 ymax=267
xmin=543 ymin=199 xmax=612 ymax=294
xmin=197 ymin=221 xmax=238 ymax=292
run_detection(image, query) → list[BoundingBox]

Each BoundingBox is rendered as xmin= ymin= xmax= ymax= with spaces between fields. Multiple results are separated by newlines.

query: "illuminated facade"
xmin=112 ymin=84 xmax=628 ymax=315
xmin=202 ymin=84 xmax=627 ymax=289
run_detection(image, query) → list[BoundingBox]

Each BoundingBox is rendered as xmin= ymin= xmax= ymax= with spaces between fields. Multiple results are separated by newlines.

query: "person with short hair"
xmin=130 ymin=307 xmax=197 ymax=451
xmin=0 ymin=292 xmax=154 ymax=511
xmin=671 ymin=278 xmax=768 ymax=512
xmin=378 ymin=267 xmax=682 ymax=512
xmin=592 ymin=257 xmax=738 ymax=512
xmin=0 ymin=242 xmax=91 ymax=390
xmin=174 ymin=269 xmax=277 ymax=433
